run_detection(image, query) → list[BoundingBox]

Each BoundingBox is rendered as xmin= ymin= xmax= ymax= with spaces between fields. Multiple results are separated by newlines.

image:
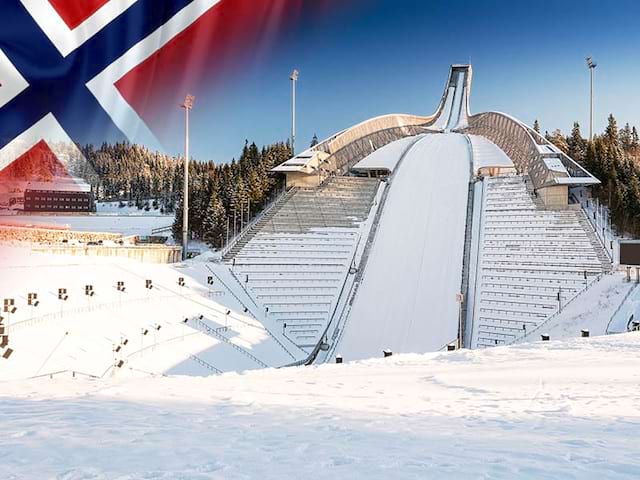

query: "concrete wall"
xmin=0 ymin=225 xmax=122 ymax=244
xmin=33 ymin=245 xmax=182 ymax=264
xmin=285 ymin=171 xmax=321 ymax=189
xmin=538 ymin=185 xmax=568 ymax=208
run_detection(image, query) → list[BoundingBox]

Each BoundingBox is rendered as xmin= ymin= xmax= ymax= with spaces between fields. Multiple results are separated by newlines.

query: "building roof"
xmin=25 ymin=177 xmax=91 ymax=193
xmin=469 ymin=135 xmax=514 ymax=171
xmin=271 ymin=151 xmax=330 ymax=174
xmin=351 ymin=135 xmax=425 ymax=173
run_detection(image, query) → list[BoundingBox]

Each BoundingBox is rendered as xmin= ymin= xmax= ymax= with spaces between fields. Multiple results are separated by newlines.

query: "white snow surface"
xmin=96 ymin=201 xmax=171 ymax=218
xmin=0 ymin=214 xmax=172 ymax=237
xmin=0 ymin=247 xmax=301 ymax=380
xmin=468 ymin=134 xmax=514 ymax=171
xmin=2 ymin=333 xmax=640 ymax=479
xmin=338 ymin=134 xmax=470 ymax=360
xmin=515 ymin=272 xmax=635 ymax=341
xmin=351 ymin=135 xmax=425 ymax=173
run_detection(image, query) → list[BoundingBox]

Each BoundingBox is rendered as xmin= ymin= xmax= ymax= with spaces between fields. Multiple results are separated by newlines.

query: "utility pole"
xmin=180 ymin=94 xmax=195 ymax=261
xmin=290 ymin=69 xmax=299 ymax=156
xmin=586 ymin=56 xmax=597 ymax=142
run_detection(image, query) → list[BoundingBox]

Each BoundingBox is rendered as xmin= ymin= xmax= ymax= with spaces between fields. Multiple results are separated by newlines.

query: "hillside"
xmin=2 ymin=333 xmax=639 ymax=479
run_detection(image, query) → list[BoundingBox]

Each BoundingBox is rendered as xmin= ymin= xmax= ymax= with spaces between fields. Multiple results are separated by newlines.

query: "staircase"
xmin=222 ymin=188 xmax=297 ymax=261
xmin=224 ymin=176 xmax=380 ymax=351
xmin=575 ymin=207 xmax=613 ymax=272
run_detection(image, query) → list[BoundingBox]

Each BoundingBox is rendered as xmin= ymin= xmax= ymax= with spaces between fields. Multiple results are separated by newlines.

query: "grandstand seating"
xmin=226 ymin=176 xmax=380 ymax=350
xmin=0 ymin=259 xmax=294 ymax=378
xmin=471 ymin=175 xmax=611 ymax=348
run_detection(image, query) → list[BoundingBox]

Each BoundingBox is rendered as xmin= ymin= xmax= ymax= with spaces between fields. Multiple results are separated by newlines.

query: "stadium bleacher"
xmin=471 ymin=175 xmax=611 ymax=348
xmin=226 ymin=176 xmax=380 ymax=350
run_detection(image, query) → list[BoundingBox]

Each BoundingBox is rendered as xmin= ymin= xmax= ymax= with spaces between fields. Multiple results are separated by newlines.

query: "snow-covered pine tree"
xmin=549 ymin=129 xmax=569 ymax=154
xmin=568 ymin=122 xmax=586 ymax=163
xmin=202 ymin=194 xmax=227 ymax=248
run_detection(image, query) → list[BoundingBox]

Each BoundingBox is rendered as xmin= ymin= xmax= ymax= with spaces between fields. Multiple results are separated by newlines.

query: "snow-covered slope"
xmin=2 ymin=333 xmax=639 ymax=479
xmin=336 ymin=133 xmax=471 ymax=360
xmin=0 ymin=247 xmax=303 ymax=380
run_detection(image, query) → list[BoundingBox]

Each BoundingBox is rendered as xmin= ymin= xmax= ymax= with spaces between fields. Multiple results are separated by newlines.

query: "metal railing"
xmin=511 ymin=272 xmax=609 ymax=344
xmin=151 ymin=225 xmax=173 ymax=235
xmin=220 ymin=186 xmax=295 ymax=259
xmin=205 ymin=264 xmax=299 ymax=361
xmin=606 ymin=281 xmax=640 ymax=334
xmin=189 ymin=354 xmax=222 ymax=374
xmin=188 ymin=316 xmax=269 ymax=368
xmin=466 ymin=111 xmax=599 ymax=191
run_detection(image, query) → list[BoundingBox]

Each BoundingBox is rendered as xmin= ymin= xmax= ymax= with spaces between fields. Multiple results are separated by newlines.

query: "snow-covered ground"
xmin=516 ymin=272 xmax=635 ymax=342
xmin=96 ymin=200 xmax=170 ymax=217
xmin=2 ymin=333 xmax=639 ymax=479
xmin=0 ymin=247 xmax=303 ymax=380
xmin=0 ymin=214 xmax=173 ymax=237
xmin=337 ymin=133 xmax=470 ymax=360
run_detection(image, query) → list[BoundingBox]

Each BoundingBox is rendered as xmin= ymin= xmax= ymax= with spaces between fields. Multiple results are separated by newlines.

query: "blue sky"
xmin=179 ymin=0 xmax=640 ymax=162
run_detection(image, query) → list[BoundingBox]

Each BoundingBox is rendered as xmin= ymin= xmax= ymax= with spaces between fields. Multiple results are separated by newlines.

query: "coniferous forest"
xmin=539 ymin=115 xmax=640 ymax=236
xmin=65 ymin=116 xmax=640 ymax=245
xmin=74 ymin=140 xmax=291 ymax=248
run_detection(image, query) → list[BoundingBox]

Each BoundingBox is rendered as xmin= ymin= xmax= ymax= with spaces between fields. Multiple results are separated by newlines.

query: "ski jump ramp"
xmin=337 ymin=134 xmax=471 ymax=360
xmin=260 ymin=64 xmax=603 ymax=364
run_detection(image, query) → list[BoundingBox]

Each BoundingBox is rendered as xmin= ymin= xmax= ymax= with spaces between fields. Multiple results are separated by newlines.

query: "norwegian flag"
xmin=0 ymin=0 xmax=315 ymax=185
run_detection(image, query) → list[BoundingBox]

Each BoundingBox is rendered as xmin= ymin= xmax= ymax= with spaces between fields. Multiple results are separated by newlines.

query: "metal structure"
xmin=273 ymin=65 xmax=472 ymax=181
xmin=586 ymin=56 xmax=597 ymax=141
xmin=180 ymin=94 xmax=195 ymax=260
xmin=290 ymin=69 xmax=299 ymax=156
xmin=273 ymin=64 xmax=600 ymax=197
xmin=466 ymin=111 xmax=599 ymax=190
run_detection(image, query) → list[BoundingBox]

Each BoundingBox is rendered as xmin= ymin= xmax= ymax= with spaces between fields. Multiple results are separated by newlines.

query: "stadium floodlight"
xmin=180 ymin=94 xmax=195 ymax=261
xmin=289 ymin=69 xmax=299 ymax=155
xmin=585 ymin=56 xmax=597 ymax=141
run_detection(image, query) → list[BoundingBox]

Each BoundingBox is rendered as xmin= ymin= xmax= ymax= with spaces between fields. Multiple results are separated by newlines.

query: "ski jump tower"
xmin=273 ymin=64 xmax=599 ymax=207
xmin=226 ymin=64 xmax=607 ymax=362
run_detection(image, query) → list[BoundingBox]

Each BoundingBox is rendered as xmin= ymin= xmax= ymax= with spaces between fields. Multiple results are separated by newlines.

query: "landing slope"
xmin=337 ymin=133 xmax=471 ymax=360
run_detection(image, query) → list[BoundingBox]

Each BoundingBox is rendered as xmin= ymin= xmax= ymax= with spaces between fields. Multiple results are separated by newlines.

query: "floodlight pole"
xmin=180 ymin=94 xmax=195 ymax=261
xmin=586 ymin=57 xmax=597 ymax=142
xmin=290 ymin=69 xmax=299 ymax=156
